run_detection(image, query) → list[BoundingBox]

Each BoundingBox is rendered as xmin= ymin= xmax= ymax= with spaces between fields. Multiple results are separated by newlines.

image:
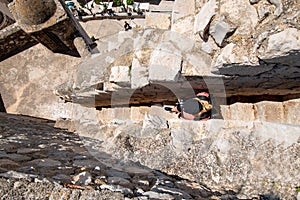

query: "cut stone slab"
xmin=140 ymin=114 xmax=168 ymax=138
xmin=171 ymin=15 xmax=194 ymax=38
xmin=254 ymin=101 xmax=284 ymax=123
xmin=130 ymin=106 xmax=150 ymax=121
xmin=201 ymin=36 xmax=219 ymax=55
xmin=211 ymin=43 xmax=274 ymax=75
xmin=161 ymin=31 xmax=195 ymax=53
xmin=109 ymin=66 xmax=131 ymax=86
xmin=225 ymin=103 xmax=255 ymax=121
xmin=183 ymin=51 xmax=212 ymax=76
xmin=283 ymin=99 xmax=300 ymax=125
xmin=149 ymin=45 xmax=182 ymax=81
xmin=112 ymin=107 xmax=131 ymax=121
xmin=220 ymin=105 xmax=231 ymax=120
xmin=172 ymin=0 xmax=195 ymax=22
xmin=145 ymin=13 xmax=171 ymax=30
xmin=130 ymin=58 xmax=149 ymax=89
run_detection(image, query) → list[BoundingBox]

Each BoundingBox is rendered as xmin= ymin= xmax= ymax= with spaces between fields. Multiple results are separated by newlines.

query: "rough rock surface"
xmin=56 ymin=110 xmax=300 ymax=200
xmin=0 ymin=0 xmax=300 ymax=199
xmin=0 ymin=0 xmax=299 ymax=119
xmin=1 ymin=112 xmax=299 ymax=199
xmin=0 ymin=112 xmax=230 ymax=200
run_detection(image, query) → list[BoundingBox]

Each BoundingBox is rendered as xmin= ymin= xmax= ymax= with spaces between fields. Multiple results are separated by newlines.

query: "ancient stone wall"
xmin=0 ymin=0 xmax=299 ymax=121
xmin=0 ymin=1 xmax=299 ymax=199
xmin=53 ymin=104 xmax=300 ymax=199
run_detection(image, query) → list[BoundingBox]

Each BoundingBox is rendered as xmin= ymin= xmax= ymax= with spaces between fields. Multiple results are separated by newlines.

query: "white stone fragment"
xmin=72 ymin=171 xmax=92 ymax=186
xmin=109 ymin=66 xmax=131 ymax=85
xmin=210 ymin=19 xmax=235 ymax=47
xmin=149 ymin=43 xmax=182 ymax=81
xmin=194 ymin=0 xmax=218 ymax=39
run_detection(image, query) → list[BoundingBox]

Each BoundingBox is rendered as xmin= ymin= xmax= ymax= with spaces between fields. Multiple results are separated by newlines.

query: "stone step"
xmin=221 ymin=98 xmax=300 ymax=125
xmin=97 ymin=105 xmax=178 ymax=124
xmin=55 ymin=98 xmax=300 ymax=132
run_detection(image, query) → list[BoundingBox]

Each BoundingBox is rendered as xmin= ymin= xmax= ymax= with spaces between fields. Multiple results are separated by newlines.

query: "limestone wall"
xmin=221 ymin=98 xmax=300 ymax=125
xmin=56 ymin=105 xmax=300 ymax=199
xmin=0 ymin=1 xmax=299 ymax=199
xmin=0 ymin=0 xmax=299 ymax=121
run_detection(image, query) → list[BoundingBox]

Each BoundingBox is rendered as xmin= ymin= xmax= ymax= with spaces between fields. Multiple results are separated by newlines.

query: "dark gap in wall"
xmin=94 ymin=82 xmax=300 ymax=111
xmin=0 ymin=94 xmax=7 ymax=113
xmin=227 ymin=94 xmax=300 ymax=105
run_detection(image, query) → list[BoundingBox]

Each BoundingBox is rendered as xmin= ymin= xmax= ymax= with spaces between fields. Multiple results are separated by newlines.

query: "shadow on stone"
xmin=0 ymin=112 xmax=236 ymax=199
xmin=0 ymin=94 xmax=6 ymax=113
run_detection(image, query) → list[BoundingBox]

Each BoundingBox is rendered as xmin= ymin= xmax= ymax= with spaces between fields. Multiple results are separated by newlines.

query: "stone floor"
xmin=0 ymin=112 xmax=226 ymax=199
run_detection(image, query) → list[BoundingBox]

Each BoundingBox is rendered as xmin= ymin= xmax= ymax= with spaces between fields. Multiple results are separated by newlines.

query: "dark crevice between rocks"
xmin=0 ymin=94 xmax=6 ymax=113
xmin=227 ymin=93 xmax=300 ymax=105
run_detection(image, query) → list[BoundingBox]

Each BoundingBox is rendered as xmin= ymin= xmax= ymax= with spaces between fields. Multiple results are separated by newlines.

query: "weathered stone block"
xmin=171 ymin=15 xmax=194 ymax=37
xmin=161 ymin=31 xmax=195 ymax=52
xmin=140 ymin=114 xmax=167 ymax=138
xmin=54 ymin=118 xmax=73 ymax=130
xmin=113 ymin=107 xmax=131 ymax=121
xmin=183 ymin=52 xmax=212 ymax=76
xmin=201 ymin=36 xmax=219 ymax=55
xmin=145 ymin=13 xmax=171 ymax=30
xmin=228 ymin=103 xmax=255 ymax=121
xmin=98 ymin=107 xmax=131 ymax=123
xmin=149 ymin=48 xmax=182 ymax=81
xmin=109 ymin=66 xmax=131 ymax=86
xmin=130 ymin=58 xmax=148 ymax=89
xmin=259 ymin=28 xmax=300 ymax=66
xmin=283 ymin=99 xmax=300 ymax=125
xmin=97 ymin=108 xmax=115 ymax=124
xmin=172 ymin=0 xmax=195 ymax=22
xmin=130 ymin=106 xmax=150 ymax=121
xmin=268 ymin=0 xmax=283 ymax=16
xmin=254 ymin=101 xmax=284 ymax=123
xmin=220 ymin=105 xmax=231 ymax=120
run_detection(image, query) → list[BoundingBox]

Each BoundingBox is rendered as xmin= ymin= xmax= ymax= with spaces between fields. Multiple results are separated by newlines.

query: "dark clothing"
xmin=176 ymin=95 xmax=212 ymax=121
xmin=124 ymin=22 xmax=132 ymax=31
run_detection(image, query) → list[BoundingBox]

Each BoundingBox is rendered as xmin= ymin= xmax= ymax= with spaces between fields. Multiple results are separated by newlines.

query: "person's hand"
xmin=164 ymin=106 xmax=179 ymax=113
